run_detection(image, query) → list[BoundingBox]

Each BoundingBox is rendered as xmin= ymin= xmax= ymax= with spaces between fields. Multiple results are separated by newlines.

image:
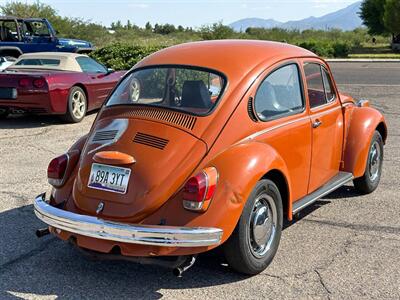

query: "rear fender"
xmin=343 ymin=106 xmax=387 ymax=177
xmin=142 ymin=141 xmax=291 ymax=246
xmin=202 ymin=141 xmax=291 ymax=242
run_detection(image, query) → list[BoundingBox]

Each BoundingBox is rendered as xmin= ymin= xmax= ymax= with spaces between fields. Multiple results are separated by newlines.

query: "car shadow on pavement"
xmin=283 ymin=184 xmax=362 ymax=228
xmin=0 ymin=114 xmax=64 ymax=129
xmin=0 ymin=204 xmax=248 ymax=300
xmin=0 ymin=111 xmax=98 ymax=129
xmin=0 ymin=185 xmax=361 ymax=299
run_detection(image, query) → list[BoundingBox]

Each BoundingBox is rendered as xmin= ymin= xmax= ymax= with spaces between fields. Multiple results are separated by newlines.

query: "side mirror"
xmin=55 ymin=30 xmax=60 ymax=35
xmin=107 ymin=68 xmax=114 ymax=74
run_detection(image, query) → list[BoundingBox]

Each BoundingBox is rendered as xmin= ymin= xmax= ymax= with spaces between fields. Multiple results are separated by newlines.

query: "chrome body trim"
xmin=292 ymin=171 xmax=354 ymax=214
xmin=34 ymin=194 xmax=223 ymax=247
xmin=357 ymin=99 xmax=370 ymax=107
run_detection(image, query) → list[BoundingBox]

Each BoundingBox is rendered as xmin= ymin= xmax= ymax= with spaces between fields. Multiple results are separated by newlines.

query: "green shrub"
xmin=90 ymin=43 xmax=166 ymax=70
xmin=297 ymin=41 xmax=334 ymax=57
xmin=332 ymin=42 xmax=352 ymax=57
xmin=297 ymin=40 xmax=351 ymax=58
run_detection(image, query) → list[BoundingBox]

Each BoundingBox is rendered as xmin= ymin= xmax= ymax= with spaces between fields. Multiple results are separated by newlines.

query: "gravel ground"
xmin=0 ymin=62 xmax=399 ymax=299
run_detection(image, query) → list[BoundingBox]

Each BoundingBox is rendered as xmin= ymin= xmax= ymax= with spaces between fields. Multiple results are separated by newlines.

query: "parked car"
xmin=0 ymin=55 xmax=15 ymax=70
xmin=33 ymin=40 xmax=387 ymax=275
xmin=0 ymin=52 xmax=125 ymax=122
xmin=0 ymin=17 xmax=94 ymax=58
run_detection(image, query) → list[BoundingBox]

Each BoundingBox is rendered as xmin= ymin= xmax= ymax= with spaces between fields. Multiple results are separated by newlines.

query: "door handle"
xmin=312 ymin=119 xmax=322 ymax=128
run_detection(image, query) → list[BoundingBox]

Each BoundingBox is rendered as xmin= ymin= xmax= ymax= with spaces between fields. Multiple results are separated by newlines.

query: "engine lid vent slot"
xmin=133 ymin=132 xmax=169 ymax=150
xmin=92 ymin=130 xmax=119 ymax=142
xmin=121 ymin=107 xmax=197 ymax=131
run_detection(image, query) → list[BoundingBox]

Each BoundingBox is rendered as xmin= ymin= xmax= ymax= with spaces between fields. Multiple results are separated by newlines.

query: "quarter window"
xmin=254 ymin=64 xmax=304 ymax=121
xmin=321 ymin=67 xmax=335 ymax=101
xmin=304 ymin=63 xmax=336 ymax=108
xmin=76 ymin=56 xmax=107 ymax=73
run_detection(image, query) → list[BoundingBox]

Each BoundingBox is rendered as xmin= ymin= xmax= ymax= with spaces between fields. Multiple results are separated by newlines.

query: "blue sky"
xmin=0 ymin=0 xmax=360 ymax=27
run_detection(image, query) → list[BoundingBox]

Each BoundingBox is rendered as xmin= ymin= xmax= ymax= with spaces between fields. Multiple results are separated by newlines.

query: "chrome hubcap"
xmin=369 ymin=141 xmax=381 ymax=181
xmin=248 ymin=194 xmax=277 ymax=258
xmin=71 ymin=90 xmax=86 ymax=119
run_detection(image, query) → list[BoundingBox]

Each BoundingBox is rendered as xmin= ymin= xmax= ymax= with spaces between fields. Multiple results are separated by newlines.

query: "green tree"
xmin=0 ymin=0 xmax=58 ymax=20
xmin=126 ymin=20 xmax=132 ymax=30
xmin=145 ymin=21 xmax=152 ymax=31
xmin=384 ymin=0 xmax=400 ymax=39
xmin=359 ymin=0 xmax=387 ymax=35
xmin=200 ymin=22 xmax=235 ymax=40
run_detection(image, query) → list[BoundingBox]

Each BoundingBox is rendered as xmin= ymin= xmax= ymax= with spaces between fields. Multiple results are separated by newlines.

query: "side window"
xmin=321 ymin=67 xmax=335 ymax=102
xmin=254 ymin=64 xmax=304 ymax=121
xmin=76 ymin=57 xmax=107 ymax=73
xmin=304 ymin=63 xmax=327 ymax=108
xmin=0 ymin=21 xmax=19 ymax=41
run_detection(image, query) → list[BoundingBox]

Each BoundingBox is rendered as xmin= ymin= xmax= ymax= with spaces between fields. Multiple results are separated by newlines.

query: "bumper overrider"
xmin=34 ymin=194 xmax=223 ymax=247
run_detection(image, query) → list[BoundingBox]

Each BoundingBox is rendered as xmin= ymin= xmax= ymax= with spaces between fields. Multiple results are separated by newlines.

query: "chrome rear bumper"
xmin=34 ymin=194 xmax=223 ymax=247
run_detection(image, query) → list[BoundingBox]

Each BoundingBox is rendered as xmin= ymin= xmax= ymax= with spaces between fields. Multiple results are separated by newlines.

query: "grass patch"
xmin=349 ymin=53 xmax=400 ymax=58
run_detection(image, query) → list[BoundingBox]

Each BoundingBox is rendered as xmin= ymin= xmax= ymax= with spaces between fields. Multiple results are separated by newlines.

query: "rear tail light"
xmin=183 ymin=167 xmax=218 ymax=212
xmin=47 ymin=154 xmax=69 ymax=187
xmin=18 ymin=78 xmax=30 ymax=87
xmin=33 ymin=78 xmax=46 ymax=88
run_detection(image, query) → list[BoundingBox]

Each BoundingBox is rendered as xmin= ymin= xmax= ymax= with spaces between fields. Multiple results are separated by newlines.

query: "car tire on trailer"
xmin=62 ymin=86 xmax=87 ymax=123
xmin=353 ymin=130 xmax=384 ymax=194
xmin=223 ymin=179 xmax=283 ymax=275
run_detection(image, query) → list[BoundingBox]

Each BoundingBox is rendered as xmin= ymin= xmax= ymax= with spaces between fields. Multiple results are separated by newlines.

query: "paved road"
xmin=0 ymin=62 xmax=399 ymax=299
xmin=330 ymin=62 xmax=400 ymax=86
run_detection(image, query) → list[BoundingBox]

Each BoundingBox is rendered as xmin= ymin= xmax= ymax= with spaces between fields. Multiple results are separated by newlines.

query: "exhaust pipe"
xmin=173 ymin=256 xmax=196 ymax=277
xmin=36 ymin=227 xmax=50 ymax=238
xmin=10 ymin=108 xmax=26 ymax=114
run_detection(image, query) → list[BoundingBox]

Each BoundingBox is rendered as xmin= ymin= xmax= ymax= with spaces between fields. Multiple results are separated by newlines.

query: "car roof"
xmin=0 ymin=16 xmax=46 ymax=21
xmin=136 ymin=40 xmax=317 ymax=82
xmin=10 ymin=52 xmax=88 ymax=72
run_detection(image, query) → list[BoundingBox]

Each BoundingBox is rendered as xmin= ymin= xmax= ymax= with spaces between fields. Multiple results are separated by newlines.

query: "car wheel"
xmin=353 ymin=131 xmax=384 ymax=194
xmin=223 ymin=179 xmax=283 ymax=275
xmin=62 ymin=86 xmax=87 ymax=123
xmin=0 ymin=107 xmax=10 ymax=119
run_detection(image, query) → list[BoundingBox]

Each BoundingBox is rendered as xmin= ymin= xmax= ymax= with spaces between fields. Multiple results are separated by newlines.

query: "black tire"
xmin=223 ymin=179 xmax=283 ymax=275
xmin=0 ymin=107 xmax=10 ymax=119
xmin=62 ymin=86 xmax=87 ymax=123
xmin=353 ymin=131 xmax=384 ymax=194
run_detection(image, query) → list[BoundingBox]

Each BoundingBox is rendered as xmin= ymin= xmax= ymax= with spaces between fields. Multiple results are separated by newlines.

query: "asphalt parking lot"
xmin=0 ymin=62 xmax=399 ymax=299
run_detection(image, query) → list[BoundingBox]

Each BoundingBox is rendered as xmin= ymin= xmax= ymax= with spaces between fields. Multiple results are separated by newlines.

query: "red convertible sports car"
xmin=0 ymin=52 xmax=125 ymax=122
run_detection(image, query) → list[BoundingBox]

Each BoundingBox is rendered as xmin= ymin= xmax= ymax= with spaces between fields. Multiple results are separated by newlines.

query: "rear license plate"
xmin=88 ymin=163 xmax=131 ymax=194
xmin=0 ymin=87 xmax=17 ymax=99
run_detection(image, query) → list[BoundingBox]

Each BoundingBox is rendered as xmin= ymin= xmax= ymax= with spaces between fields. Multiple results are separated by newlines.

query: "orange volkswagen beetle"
xmin=34 ymin=40 xmax=387 ymax=275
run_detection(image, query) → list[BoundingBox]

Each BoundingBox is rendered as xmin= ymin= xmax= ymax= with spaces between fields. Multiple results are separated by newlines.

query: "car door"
xmin=20 ymin=20 xmax=56 ymax=53
xmin=251 ymin=61 xmax=313 ymax=201
xmin=302 ymin=60 xmax=344 ymax=193
xmin=76 ymin=56 xmax=116 ymax=107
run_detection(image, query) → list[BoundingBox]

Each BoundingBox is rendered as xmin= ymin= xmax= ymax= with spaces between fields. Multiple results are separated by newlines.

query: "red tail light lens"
xmin=183 ymin=167 xmax=218 ymax=212
xmin=47 ymin=154 xmax=69 ymax=187
xmin=18 ymin=78 xmax=30 ymax=87
xmin=33 ymin=78 xmax=46 ymax=88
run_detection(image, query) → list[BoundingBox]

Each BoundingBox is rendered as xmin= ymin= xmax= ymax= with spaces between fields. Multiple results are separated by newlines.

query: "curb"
xmin=326 ymin=58 xmax=400 ymax=63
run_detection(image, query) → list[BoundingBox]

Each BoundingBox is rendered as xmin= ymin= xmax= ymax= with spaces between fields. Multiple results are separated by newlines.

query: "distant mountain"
xmin=229 ymin=1 xmax=363 ymax=31
xmin=230 ymin=18 xmax=283 ymax=32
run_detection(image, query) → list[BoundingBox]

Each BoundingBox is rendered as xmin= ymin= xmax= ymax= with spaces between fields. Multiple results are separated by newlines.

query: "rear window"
xmin=16 ymin=58 xmax=60 ymax=66
xmin=106 ymin=66 xmax=226 ymax=116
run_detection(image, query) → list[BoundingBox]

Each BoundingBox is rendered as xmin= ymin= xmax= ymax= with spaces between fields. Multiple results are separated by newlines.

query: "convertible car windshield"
xmin=106 ymin=66 xmax=226 ymax=115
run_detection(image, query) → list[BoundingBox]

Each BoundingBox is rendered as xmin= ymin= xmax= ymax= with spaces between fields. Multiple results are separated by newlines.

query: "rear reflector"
xmin=183 ymin=167 xmax=218 ymax=212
